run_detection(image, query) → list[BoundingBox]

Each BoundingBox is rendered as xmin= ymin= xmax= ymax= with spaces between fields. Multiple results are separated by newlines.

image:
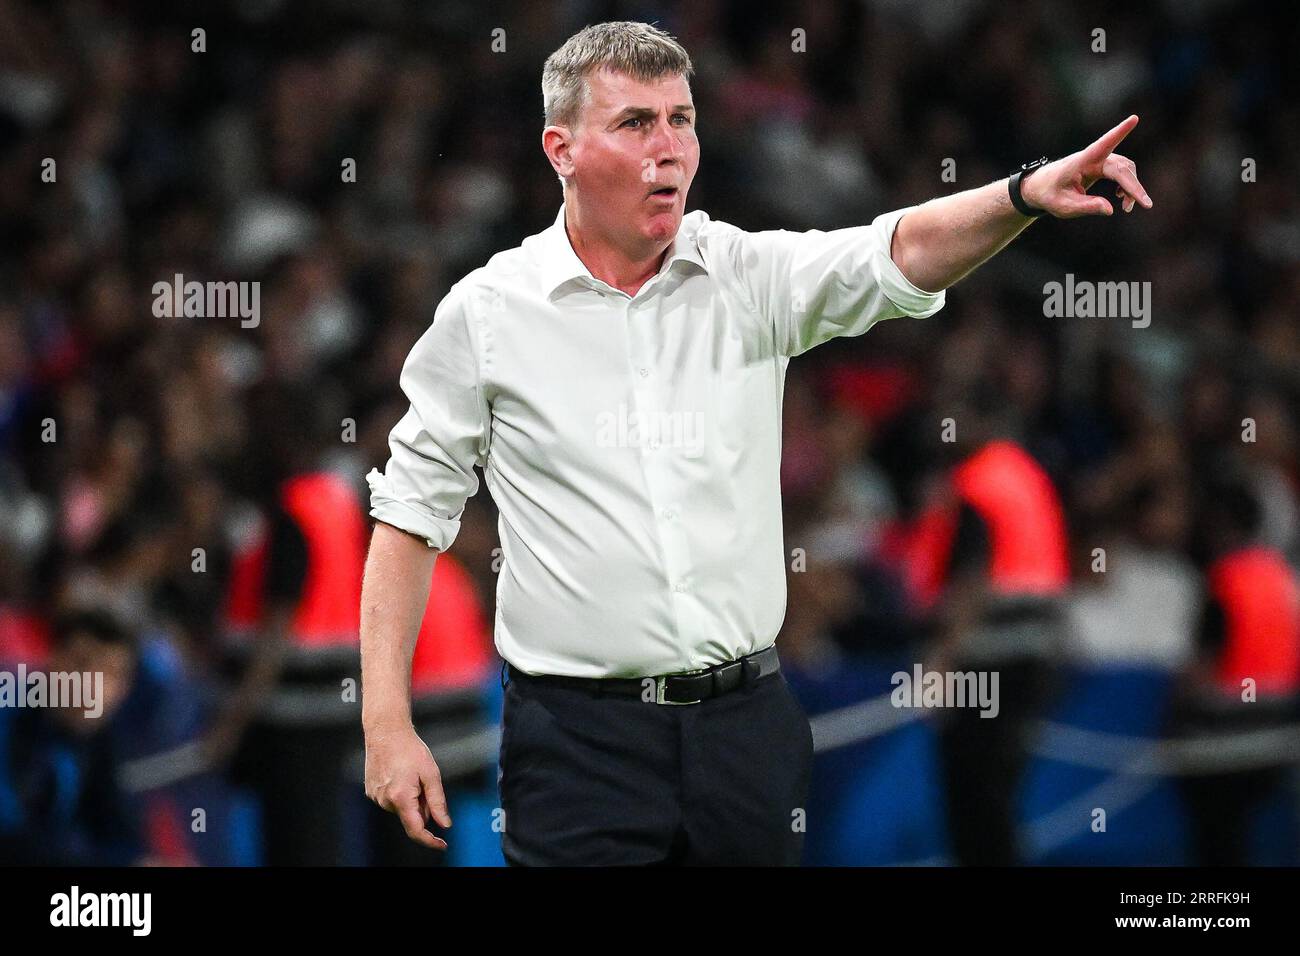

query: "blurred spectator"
xmin=1065 ymin=469 xmax=1202 ymax=669
xmin=0 ymin=609 xmax=147 ymax=865
xmin=1167 ymin=473 xmax=1300 ymax=866
xmin=906 ymin=383 xmax=1070 ymax=865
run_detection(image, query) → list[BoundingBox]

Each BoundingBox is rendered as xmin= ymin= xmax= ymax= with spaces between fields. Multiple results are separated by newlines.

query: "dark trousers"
xmin=497 ymin=668 xmax=814 ymax=865
xmin=935 ymin=657 xmax=1056 ymax=866
xmin=235 ymin=721 xmax=356 ymax=866
xmin=1166 ymin=693 xmax=1297 ymax=866
xmin=1178 ymin=765 xmax=1286 ymax=866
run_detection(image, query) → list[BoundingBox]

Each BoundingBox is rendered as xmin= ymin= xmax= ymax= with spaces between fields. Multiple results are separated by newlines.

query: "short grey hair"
xmin=542 ymin=21 xmax=694 ymax=129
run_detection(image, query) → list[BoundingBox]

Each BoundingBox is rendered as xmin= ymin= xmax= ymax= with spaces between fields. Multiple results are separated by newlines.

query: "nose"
xmin=648 ymin=114 xmax=685 ymax=164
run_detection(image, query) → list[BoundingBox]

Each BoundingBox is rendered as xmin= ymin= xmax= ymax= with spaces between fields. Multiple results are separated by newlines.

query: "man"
xmin=910 ymin=385 xmax=1070 ymax=865
xmin=0 ymin=609 xmax=146 ymax=865
xmin=361 ymin=21 xmax=1152 ymax=866
xmin=217 ymin=384 xmax=493 ymax=865
xmin=208 ymin=384 xmax=367 ymax=866
xmin=1171 ymin=475 xmax=1300 ymax=865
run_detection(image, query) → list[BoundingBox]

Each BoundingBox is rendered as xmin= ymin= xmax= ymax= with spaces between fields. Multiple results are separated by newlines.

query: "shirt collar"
xmin=538 ymin=201 xmax=708 ymax=298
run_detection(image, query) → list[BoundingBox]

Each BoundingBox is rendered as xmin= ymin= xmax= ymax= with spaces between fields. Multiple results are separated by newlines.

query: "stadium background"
xmin=1 ymin=0 xmax=1298 ymax=865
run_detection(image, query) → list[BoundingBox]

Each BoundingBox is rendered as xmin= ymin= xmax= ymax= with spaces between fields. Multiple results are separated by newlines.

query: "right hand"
xmin=363 ymin=722 xmax=452 ymax=850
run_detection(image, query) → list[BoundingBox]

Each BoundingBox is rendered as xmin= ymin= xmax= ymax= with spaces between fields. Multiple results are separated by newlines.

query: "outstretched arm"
xmin=890 ymin=115 xmax=1153 ymax=294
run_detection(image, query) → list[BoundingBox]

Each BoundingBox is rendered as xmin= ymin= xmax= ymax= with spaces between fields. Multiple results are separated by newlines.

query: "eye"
xmin=621 ymin=117 xmax=642 ymax=129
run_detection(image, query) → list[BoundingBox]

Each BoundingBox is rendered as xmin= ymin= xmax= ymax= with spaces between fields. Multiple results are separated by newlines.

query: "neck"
xmin=565 ymin=199 xmax=671 ymax=297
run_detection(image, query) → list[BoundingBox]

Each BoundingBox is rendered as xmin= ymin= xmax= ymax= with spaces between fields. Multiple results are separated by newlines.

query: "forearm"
xmin=889 ymin=178 xmax=1035 ymax=294
xmin=360 ymin=521 xmax=438 ymax=731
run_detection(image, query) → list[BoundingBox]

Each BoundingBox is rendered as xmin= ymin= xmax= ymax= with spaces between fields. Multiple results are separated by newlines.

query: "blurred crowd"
xmin=1 ymin=0 xmax=1298 ymax=866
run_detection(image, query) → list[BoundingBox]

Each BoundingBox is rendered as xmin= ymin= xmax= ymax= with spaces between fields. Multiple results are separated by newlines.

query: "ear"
xmin=542 ymin=125 xmax=576 ymax=179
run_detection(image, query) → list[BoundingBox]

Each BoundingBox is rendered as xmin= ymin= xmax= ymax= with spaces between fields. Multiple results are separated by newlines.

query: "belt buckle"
xmin=655 ymin=667 xmax=708 ymax=705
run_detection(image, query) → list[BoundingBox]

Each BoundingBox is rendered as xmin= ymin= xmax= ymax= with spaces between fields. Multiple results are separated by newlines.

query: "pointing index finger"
xmin=1084 ymin=114 xmax=1139 ymax=163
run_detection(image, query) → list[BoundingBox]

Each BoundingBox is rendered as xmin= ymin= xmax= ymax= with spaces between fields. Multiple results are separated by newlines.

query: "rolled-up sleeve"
xmin=731 ymin=205 xmax=946 ymax=357
xmin=367 ymin=282 xmax=489 ymax=551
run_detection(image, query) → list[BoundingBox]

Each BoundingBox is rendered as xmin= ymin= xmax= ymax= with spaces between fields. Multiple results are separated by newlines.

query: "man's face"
xmin=553 ymin=67 xmax=699 ymax=250
xmin=50 ymin=632 xmax=135 ymax=733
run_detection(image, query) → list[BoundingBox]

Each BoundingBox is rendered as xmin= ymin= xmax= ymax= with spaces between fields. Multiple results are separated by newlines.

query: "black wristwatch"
xmin=1009 ymin=156 xmax=1050 ymax=217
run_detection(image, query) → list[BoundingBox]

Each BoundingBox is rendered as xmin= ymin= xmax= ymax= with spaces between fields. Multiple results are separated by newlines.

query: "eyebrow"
xmin=608 ymin=104 xmax=696 ymax=126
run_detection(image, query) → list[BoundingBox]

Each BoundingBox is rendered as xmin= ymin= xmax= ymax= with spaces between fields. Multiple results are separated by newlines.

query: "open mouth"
xmin=648 ymin=186 xmax=678 ymax=199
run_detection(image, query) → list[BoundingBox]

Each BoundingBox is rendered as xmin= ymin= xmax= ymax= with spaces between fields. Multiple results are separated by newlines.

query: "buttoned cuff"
xmin=871 ymin=207 xmax=947 ymax=318
xmin=366 ymin=467 xmax=459 ymax=551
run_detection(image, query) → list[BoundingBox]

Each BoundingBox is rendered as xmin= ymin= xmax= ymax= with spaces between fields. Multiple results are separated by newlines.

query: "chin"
xmin=645 ymin=212 xmax=679 ymax=242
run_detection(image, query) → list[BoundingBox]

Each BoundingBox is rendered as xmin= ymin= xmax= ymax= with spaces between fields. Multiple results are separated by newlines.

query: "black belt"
xmin=504 ymin=645 xmax=781 ymax=705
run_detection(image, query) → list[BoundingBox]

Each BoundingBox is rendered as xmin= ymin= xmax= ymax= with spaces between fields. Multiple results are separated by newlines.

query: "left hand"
xmin=1020 ymin=114 xmax=1153 ymax=219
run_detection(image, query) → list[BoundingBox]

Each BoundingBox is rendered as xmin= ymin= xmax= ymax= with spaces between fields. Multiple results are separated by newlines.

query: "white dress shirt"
xmin=368 ymin=202 xmax=945 ymax=678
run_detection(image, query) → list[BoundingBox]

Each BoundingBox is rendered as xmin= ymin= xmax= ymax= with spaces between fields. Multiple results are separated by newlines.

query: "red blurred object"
xmin=951 ymin=440 xmax=1070 ymax=597
xmin=224 ymin=473 xmax=491 ymax=691
xmin=145 ymin=795 xmax=198 ymax=866
xmin=1208 ymin=545 xmax=1300 ymax=695
xmin=896 ymin=440 xmax=1070 ymax=610
xmin=411 ymin=552 xmax=493 ymax=695
xmin=279 ymin=473 xmax=366 ymax=646
xmin=0 ymin=607 xmax=50 ymax=665
xmin=826 ymin=363 xmax=918 ymax=428
xmin=223 ymin=471 xmax=366 ymax=647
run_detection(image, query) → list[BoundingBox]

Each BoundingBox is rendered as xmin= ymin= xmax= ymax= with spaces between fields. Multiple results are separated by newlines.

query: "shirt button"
xmin=661 ymin=508 xmax=677 ymax=521
xmin=649 ymin=439 xmax=661 ymax=450
xmin=674 ymin=581 xmax=688 ymax=593
xmin=638 ymin=367 xmax=650 ymax=378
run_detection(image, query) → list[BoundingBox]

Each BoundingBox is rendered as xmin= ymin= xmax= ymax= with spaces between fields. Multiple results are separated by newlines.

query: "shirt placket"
xmin=622 ymin=285 xmax=696 ymax=668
